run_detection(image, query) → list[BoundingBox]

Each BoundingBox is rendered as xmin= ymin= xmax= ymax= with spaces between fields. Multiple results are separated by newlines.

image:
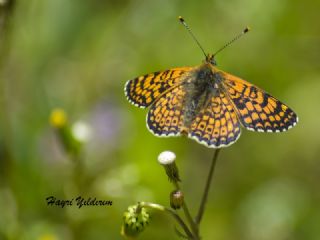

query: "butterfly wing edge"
xmin=124 ymin=79 xmax=148 ymax=109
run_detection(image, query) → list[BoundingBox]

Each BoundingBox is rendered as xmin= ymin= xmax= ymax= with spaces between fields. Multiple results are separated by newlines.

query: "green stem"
xmin=195 ymin=149 xmax=221 ymax=225
xmin=138 ymin=202 xmax=194 ymax=239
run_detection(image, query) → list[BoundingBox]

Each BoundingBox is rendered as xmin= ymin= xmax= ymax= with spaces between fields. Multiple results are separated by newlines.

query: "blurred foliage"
xmin=0 ymin=0 xmax=319 ymax=239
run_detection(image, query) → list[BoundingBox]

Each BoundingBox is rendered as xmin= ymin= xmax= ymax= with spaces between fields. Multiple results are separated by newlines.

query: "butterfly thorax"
xmin=182 ymin=63 xmax=222 ymax=130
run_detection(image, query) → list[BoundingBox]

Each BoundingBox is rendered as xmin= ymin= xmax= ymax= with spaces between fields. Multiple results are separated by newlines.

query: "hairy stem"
xmin=174 ymin=182 xmax=199 ymax=239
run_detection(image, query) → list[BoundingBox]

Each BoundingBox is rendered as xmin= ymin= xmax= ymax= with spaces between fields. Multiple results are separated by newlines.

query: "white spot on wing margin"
xmin=187 ymin=129 xmax=242 ymax=148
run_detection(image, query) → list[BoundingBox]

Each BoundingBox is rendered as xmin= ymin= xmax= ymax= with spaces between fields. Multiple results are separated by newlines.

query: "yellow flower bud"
xmin=50 ymin=108 xmax=67 ymax=128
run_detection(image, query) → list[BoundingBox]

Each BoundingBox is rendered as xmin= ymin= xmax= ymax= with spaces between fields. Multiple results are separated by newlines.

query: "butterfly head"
xmin=205 ymin=54 xmax=217 ymax=66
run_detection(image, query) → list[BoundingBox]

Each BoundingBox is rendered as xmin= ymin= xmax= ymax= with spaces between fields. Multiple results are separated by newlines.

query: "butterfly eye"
xmin=205 ymin=54 xmax=217 ymax=66
xmin=209 ymin=56 xmax=217 ymax=66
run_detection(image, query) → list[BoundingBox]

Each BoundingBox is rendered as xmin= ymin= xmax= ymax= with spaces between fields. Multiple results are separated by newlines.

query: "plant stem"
xmin=174 ymin=182 xmax=199 ymax=239
xmin=195 ymin=149 xmax=221 ymax=225
xmin=139 ymin=202 xmax=194 ymax=239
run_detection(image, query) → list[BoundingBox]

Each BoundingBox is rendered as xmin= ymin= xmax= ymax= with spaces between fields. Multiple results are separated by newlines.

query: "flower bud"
xmin=121 ymin=204 xmax=150 ymax=238
xmin=50 ymin=108 xmax=67 ymax=129
xmin=170 ymin=190 xmax=184 ymax=210
xmin=158 ymin=151 xmax=180 ymax=182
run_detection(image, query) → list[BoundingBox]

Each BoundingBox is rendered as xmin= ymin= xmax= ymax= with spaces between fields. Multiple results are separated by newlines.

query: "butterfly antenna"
xmin=213 ymin=26 xmax=250 ymax=57
xmin=179 ymin=16 xmax=207 ymax=58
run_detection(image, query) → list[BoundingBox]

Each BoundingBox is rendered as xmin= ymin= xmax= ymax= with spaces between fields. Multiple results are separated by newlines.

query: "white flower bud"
xmin=157 ymin=151 xmax=180 ymax=182
xmin=158 ymin=151 xmax=176 ymax=165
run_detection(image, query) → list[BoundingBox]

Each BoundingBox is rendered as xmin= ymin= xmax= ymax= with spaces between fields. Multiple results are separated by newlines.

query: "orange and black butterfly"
xmin=124 ymin=17 xmax=298 ymax=148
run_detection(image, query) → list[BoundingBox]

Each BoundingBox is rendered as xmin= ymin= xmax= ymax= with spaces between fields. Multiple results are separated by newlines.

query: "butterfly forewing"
xmin=221 ymin=72 xmax=298 ymax=132
xmin=188 ymin=90 xmax=241 ymax=148
xmin=125 ymin=67 xmax=192 ymax=108
xmin=146 ymin=84 xmax=186 ymax=136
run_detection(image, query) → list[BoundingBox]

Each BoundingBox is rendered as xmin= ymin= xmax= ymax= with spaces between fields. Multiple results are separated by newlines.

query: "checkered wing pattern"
xmin=125 ymin=67 xmax=192 ymax=108
xmin=221 ymin=72 xmax=298 ymax=132
xmin=146 ymin=85 xmax=186 ymax=136
xmin=188 ymin=91 xmax=241 ymax=148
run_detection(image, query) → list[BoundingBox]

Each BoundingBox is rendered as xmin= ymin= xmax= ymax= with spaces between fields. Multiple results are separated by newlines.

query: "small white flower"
xmin=72 ymin=121 xmax=92 ymax=142
xmin=158 ymin=151 xmax=176 ymax=165
xmin=0 ymin=0 xmax=8 ymax=6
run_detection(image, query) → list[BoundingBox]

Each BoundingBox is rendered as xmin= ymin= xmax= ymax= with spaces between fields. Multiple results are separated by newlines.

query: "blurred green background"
xmin=0 ymin=0 xmax=319 ymax=239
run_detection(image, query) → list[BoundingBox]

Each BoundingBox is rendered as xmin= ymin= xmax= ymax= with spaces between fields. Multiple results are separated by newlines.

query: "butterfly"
xmin=124 ymin=19 xmax=298 ymax=148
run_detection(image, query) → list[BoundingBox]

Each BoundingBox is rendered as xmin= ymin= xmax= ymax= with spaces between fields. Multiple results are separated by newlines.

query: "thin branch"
xmin=174 ymin=182 xmax=199 ymax=239
xmin=195 ymin=149 xmax=221 ymax=224
xmin=174 ymin=226 xmax=189 ymax=239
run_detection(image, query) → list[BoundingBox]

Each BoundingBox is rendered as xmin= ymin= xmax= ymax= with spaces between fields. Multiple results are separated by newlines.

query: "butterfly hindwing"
xmin=221 ymin=72 xmax=298 ymax=132
xmin=146 ymin=85 xmax=186 ymax=136
xmin=188 ymin=91 xmax=241 ymax=148
xmin=125 ymin=67 xmax=192 ymax=108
